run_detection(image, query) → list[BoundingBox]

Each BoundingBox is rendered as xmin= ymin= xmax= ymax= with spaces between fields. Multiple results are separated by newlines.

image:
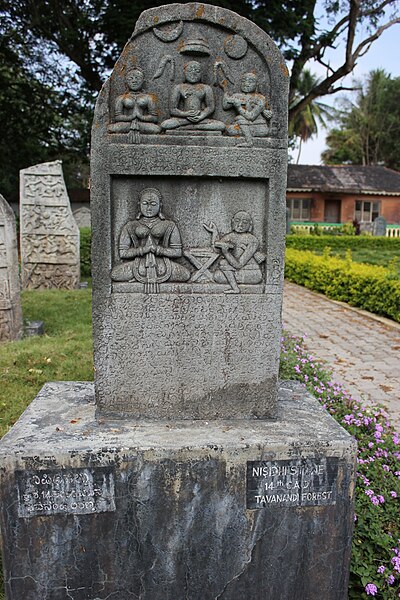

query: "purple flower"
xmin=387 ymin=575 xmax=395 ymax=585
xmin=390 ymin=491 xmax=398 ymax=498
xmin=371 ymin=496 xmax=380 ymax=506
xmin=383 ymin=464 xmax=390 ymax=472
xmin=377 ymin=495 xmax=385 ymax=504
xmin=377 ymin=565 xmax=386 ymax=574
xmin=392 ymin=556 xmax=400 ymax=572
xmin=365 ymin=583 xmax=378 ymax=596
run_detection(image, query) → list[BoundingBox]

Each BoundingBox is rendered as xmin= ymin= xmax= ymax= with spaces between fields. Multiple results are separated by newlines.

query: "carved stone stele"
xmin=20 ymin=160 xmax=80 ymax=290
xmin=91 ymin=3 xmax=289 ymax=419
xmin=0 ymin=195 xmax=23 ymax=341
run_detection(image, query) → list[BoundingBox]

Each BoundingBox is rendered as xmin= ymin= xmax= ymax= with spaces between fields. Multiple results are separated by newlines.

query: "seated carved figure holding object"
xmin=161 ymin=61 xmax=225 ymax=133
xmin=108 ymin=67 xmax=161 ymax=143
xmin=111 ymin=188 xmax=190 ymax=292
xmin=205 ymin=211 xmax=265 ymax=294
xmin=223 ymin=72 xmax=272 ymax=146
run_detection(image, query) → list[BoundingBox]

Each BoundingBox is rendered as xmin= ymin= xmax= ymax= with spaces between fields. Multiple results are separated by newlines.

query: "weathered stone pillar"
xmin=20 ymin=160 xmax=80 ymax=289
xmin=91 ymin=3 xmax=289 ymax=419
xmin=0 ymin=194 xmax=23 ymax=341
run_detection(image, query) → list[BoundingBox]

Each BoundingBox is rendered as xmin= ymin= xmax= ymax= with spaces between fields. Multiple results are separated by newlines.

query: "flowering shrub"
xmin=285 ymin=248 xmax=400 ymax=322
xmin=280 ymin=331 xmax=400 ymax=599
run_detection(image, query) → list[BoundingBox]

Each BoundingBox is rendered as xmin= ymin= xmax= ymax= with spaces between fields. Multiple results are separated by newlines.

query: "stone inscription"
xmin=246 ymin=458 xmax=338 ymax=509
xmin=16 ymin=468 xmax=116 ymax=518
xmin=20 ymin=160 xmax=80 ymax=290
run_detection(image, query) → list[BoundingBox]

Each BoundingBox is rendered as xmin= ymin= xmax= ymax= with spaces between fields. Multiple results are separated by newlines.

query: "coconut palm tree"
xmin=289 ymin=69 xmax=337 ymax=163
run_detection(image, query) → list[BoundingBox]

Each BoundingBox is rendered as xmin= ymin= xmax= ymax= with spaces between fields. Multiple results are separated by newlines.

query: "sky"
xmin=296 ymin=14 xmax=400 ymax=164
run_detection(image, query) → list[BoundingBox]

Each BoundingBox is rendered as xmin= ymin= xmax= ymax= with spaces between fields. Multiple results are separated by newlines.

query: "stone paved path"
xmin=282 ymin=281 xmax=400 ymax=428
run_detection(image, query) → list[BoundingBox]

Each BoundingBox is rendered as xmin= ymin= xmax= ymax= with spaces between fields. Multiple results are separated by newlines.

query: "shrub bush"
xmin=285 ymin=249 xmax=400 ymax=322
xmin=286 ymin=235 xmax=400 ymax=252
xmin=280 ymin=332 xmax=400 ymax=599
xmin=80 ymin=227 xmax=91 ymax=277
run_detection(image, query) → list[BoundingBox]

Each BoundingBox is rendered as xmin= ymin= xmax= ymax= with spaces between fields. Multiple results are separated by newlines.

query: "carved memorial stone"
xmin=0 ymin=5 xmax=356 ymax=599
xmin=20 ymin=160 xmax=80 ymax=290
xmin=92 ymin=2 xmax=289 ymax=418
xmin=0 ymin=195 xmax=23 ymax=342
xmin=72 ymin=206 xmax=91 ymax=228
xmin=373 ymin=215 xmax=387 ymax=236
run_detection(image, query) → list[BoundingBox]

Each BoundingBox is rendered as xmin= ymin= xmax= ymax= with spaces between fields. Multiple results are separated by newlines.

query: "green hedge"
xmin=285 ymin=248 xmax=400 ymax=322
xmin=80 ymin=228 xmax=91 ymax=277
xmin=286 ymin=234 xmax=400 ymax=251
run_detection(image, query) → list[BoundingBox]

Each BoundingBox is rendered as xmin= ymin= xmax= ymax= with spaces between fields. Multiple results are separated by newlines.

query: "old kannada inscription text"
xmin=16 ymin=467 xmax=116 ymax=518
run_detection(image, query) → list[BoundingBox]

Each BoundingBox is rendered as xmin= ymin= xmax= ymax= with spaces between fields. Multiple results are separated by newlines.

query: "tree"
xmin=322 ymin=70 xmax=400 ymax=169
xmin=289 ymin=69 xmax=337 ymax=162
xmin=0 ymin=25 xmax=92 ymax=200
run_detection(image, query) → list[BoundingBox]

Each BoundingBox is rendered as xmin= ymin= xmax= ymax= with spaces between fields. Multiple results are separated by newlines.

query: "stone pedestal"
xmin=0 ymin=381 xmax=356 ymax=600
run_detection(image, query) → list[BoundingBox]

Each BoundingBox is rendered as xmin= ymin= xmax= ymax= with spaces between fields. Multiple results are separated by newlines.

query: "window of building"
xmin=286 ymin=198 xmax=311 ymax=221
xmin=355 ymin=200 xmax=380 ymax=222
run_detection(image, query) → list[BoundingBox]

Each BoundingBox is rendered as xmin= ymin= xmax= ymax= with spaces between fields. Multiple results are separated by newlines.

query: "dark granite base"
xmin=0 ymin=381 xmax=356 ymax=600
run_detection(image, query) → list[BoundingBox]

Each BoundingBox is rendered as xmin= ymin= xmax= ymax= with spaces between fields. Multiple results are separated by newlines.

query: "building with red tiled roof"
xmin=286 ymin=165 xmax=400 ymax=224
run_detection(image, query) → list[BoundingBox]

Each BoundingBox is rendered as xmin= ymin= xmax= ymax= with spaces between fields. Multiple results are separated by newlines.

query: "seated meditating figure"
xmin=206 ymin=211 xmax=265 ymax=294
xmin=223 ymin=72 xmax=272 ymax=146
xmin=108 ymin=67 xmax=161 ymax=140
xmin=111 ymin=188 xmax=190 ymax=290
xmin=161 ymin=61 xmax=225 ymax=132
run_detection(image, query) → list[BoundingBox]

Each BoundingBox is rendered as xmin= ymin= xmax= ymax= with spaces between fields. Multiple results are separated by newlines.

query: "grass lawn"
xmin=0 ymin=287 xmax=93 ymax=438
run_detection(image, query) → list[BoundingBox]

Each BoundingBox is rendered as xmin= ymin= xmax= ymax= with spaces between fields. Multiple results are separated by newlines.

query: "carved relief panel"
xmin=20 ymin=161 xmax=80 ymax=290
xmin=105 ymin=11 xmax=287 ymax=145
xmin=111 ymin=176 xmax=267 ymax=294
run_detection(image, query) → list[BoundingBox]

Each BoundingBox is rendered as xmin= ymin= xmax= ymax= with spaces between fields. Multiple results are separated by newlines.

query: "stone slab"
xmin=91 ymin=3 xmax=289 ymax=419
xmin=0 ymin=381 xmax=356 ymax=600
xmin=0 ymin=195 xmax=23 ymax=341
xmin=20 ymin=160 xmax=80 ymax=290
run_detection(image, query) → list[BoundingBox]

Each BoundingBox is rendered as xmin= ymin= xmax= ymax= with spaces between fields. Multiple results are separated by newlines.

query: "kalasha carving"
xmin=223 ymin=73 xmax=272 ymax=146
xmin=161 ymin=61 xmax=225 ymax=134
xmin=108 ymin=67 xmax=162 ymax=143
xmin=111 ymin=188 xmax=190 ymax=293
xmin=204 ymin=211 xmax=265 ymax=293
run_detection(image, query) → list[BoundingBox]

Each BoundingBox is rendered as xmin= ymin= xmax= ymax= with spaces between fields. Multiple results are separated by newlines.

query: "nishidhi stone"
xmin=20 ymin=160 xmax=80 ymax=290
xmin=0 ymin=195 xmax=23 ymax=341
xmin=91 ymin=2 xmax=289 ymax=419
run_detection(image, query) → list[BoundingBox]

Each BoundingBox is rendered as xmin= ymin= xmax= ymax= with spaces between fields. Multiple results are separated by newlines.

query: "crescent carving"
xmin=153 ymin=20 xmax=184 ymax=42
